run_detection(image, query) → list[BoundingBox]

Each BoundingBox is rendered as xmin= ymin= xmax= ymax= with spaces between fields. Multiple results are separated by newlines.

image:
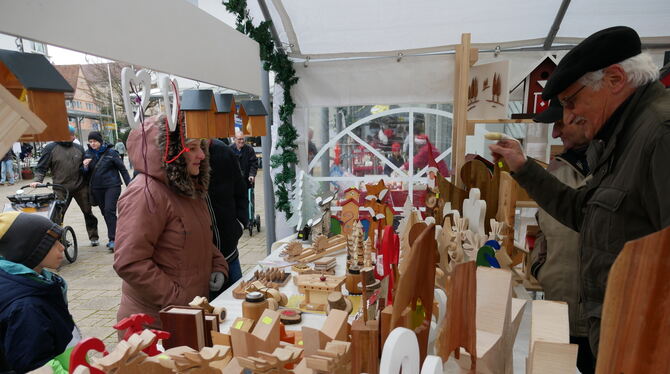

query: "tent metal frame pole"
xmin=257 ymin=0 xmax=282 ymax=254
xmin=543 ymin=0 xmax=571 ymax=50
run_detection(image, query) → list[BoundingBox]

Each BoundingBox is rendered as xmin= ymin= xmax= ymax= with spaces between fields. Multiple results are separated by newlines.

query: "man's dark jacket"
xmin=0 ymin=270 xmax=75 ymax=373
xmin=34 ymin=142 xmax=87 ymax=192
xmin=208 ymin=139 xmax=248 ymax=262
xmin=231 ymin=143 xmax=258 ymax=188
xmin=83 ymin=145 xmax=131 ymax=189
xmin=513 ymin=81 xmax=670 ymax=353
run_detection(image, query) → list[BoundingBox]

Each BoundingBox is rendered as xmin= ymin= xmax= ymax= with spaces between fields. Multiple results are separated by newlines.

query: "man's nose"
xmin=552 ymin=124 xmax=562 ymax=139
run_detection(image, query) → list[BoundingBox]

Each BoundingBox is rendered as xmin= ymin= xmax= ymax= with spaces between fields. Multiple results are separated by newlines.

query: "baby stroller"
xmin=247 ymin=184 xmax=261 ymax=236
xmin=3 ymin=183 xmax=78 ymax=263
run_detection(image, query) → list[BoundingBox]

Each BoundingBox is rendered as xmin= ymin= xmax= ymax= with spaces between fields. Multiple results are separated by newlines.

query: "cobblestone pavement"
xmin=0 ymin=163 xmax=267 ymax=345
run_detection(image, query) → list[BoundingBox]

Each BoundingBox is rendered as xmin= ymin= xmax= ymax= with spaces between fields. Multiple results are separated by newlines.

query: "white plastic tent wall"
xmin=248 ymin=0 xmax=670 ymax=108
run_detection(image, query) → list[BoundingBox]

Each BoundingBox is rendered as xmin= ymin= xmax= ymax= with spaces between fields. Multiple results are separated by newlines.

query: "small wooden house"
xmin=238 ymin=100 xmax=267 ymax=136
xmin=214 ymin=93 xmax=236 ymax=138
xmin=181 ymin=89 xmax=215 ymax=138
xmin=0 ymin=49 xmax=73 ymax=141
xmin=0 ymin=83 xmax=47 ymax=156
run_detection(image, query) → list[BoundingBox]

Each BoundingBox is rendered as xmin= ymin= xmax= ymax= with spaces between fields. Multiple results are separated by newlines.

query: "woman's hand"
xmin=82 ymin=158 xmax=92 ymax=168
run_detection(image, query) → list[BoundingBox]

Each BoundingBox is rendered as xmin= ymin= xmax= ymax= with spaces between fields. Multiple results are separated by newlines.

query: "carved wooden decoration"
xmin=230 ymin=309 xmax=281 ymax=358
xmin=436 ymin=171 xmax=467 ymax=213
xmin=460 ymin=157 xmax=501 ymax=233
xmin=237 ymin=346 xmax=303 ymax=373
xmin=495 ymin=171 xmax=533 ymax=265
xmin=391 ymin=223 xmax=436 ymax=364
xmin=304 ymin=340 xmax=352 ymax=374
xmin=296 ymin=274 xmax=346 ymax=312
xmin=463 ymin=188 xmax=487 ymax=236
xmin=436 ymin=261 xmax=477 ymax=369
xmin=302 ymin=309 xmax=350 ymax=357
xmin=596 ymin=226 xmax=670 ymax=374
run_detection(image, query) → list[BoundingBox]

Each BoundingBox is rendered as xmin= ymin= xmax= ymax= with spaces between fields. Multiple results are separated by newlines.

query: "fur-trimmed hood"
xmin=126 ymin=115 xmax=210 ymax=198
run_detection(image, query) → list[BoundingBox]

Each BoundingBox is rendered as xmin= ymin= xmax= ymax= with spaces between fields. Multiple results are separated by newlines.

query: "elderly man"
xmin=490 ymin=26 xmax=670 ymax=355
xmin=530 ymin=99 xmax=594 ymax=373
xmin=231 ymin=130 xmax=259 ymax=188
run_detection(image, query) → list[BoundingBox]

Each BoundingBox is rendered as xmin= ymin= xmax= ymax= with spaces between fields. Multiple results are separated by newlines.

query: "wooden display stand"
xmin=229 ymin=309 xmax=281 ymax=358
xmin=526 ymin=300 xmax=577 ymax=374
xmin=302 ymin=309 xmax=350 ymax=357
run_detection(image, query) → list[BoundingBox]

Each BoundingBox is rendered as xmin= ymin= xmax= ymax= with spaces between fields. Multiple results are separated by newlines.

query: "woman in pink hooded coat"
xmin=113 ymin=115 xmax=228 ymax=330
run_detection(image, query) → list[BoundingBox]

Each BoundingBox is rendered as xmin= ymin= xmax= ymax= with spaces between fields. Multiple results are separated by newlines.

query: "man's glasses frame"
xmin=558 ymin=85 xmax=586 ymax=110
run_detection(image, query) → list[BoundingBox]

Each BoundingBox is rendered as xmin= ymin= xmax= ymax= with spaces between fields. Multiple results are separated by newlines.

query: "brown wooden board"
xmin=596 ymin=226 xmax=670 ymax=374
xmin=436 ymin=261 xmax=477 ymax=369
xmin=391 ymin=223 xmax=436 ymax=364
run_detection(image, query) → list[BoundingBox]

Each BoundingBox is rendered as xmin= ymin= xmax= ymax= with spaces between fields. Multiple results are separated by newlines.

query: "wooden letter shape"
xmin=463 ymin=188 xmax=487 ymax=235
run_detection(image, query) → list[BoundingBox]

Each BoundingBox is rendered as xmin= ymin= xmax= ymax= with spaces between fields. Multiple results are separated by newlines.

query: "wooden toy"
xmin=313 ymin=256 xmax=337 ymax=272
xmin=232 ymin=268 xmax=291 ymax=299
xmin=463 ymin=188 xmax=487 ymax=235
xmin=284 ymin=235 xmax=347 ymax=263
xmin=597 ymin=226 xmax=670 ymax=374
xmin=0 ymin=50 xmax=72 ymax=142
xmin=238 ymin=100 xmax=268 ymax=136
xmin=460 ymin=156 xmax=502 ymax=233
xmin=296 ymin=274 xmax=346 ymax=312
xmin=451 ymin=267 xmax=527 ymax=374
xmin=189 ymin=296 xmax=226 ymax=320
xmin=237 ymin=345 xmax=303 ymax=373
xmin=70 ymin=337 xmax=107 ymax=374
xmin=242 ymin=291 xmax=270 ymax=324
xmin=279 ymin=308 xmax=302 ymax=325
xmin=159 ymin=305 xmax=208 ymax=350
xmin=391 ymin=223 xmax=436 ymax=364
xmin=302 ymin=309 xmax=350 ymax=357
xmin=230 ymin=309 xmax=281 ymax=358
xmin=113 ymin=313 xmax=169 ymax=356
xmin=304 ymin=340 xmax=352 ymax=374
xmin=339 ymin=191 xmax=361 ymax=237
xmin=345 ymin=265 xmax=362 ymax=295
xmin=326 ymin=292 xmax=353 ymax=315
xmin=526 ymin=300 xmax=577 ymax=374
xmin=165 ymin=345 xmax=232 ymax=373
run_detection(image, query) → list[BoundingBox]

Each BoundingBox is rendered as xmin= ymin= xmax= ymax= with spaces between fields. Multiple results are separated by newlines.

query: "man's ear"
xmin=603 ymin=64 xmax=628 ymax=94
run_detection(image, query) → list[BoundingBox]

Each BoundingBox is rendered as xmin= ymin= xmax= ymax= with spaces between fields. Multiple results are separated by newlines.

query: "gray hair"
xmin=579 ymin=52 xmax=659 ymax=90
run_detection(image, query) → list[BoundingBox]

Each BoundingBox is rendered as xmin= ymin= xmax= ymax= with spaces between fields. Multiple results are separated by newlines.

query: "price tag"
xmin=298 ymin=340 xmax=303 ymax=346
xmin=262 ymin=316 xmax=273 ymax=325
xmin=234 ymin=320 xmax=244 ymax=329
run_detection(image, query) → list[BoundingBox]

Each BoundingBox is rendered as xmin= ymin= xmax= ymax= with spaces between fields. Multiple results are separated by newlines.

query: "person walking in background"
xmin=231 ymin=129 xmax=259 ymax=188
xmin=83 ymin=131 xmax=131 ymax=251
xmin=31 ymin=126 xmax=99 ymax=247
xmin=384 ymin=142 xmax=404 ymax=176
xmin=113 ymin=115 xmax=228 ymax=331
xmin=0 ymin=150 xmax=15 ymax=185
xmin=208 ymin=138 xmax=248 ymax=299
xmin=114 ymin=140 xmax=127 ymax=163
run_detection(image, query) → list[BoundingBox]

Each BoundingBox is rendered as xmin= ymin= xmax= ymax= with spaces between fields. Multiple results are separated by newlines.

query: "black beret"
xmin=542 ymin=26 xmax=641 ymax=100
xmin=533 ymin=99 xmax=563 ymax=123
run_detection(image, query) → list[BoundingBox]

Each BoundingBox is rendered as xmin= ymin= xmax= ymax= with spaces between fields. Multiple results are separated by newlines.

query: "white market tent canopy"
xmin=246 ymin=0 xmax=670 ymax=107
xmin=0 ymin=0 xmax=262 ymax=96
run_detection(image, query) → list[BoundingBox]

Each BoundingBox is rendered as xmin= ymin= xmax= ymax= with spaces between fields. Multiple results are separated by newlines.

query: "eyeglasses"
xmin=558 ymin=85 xmax=586 ymax=110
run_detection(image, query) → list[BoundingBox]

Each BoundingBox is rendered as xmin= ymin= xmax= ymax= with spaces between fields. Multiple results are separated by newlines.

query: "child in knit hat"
xmin=0 ymin=212 xmax=81 ymax=373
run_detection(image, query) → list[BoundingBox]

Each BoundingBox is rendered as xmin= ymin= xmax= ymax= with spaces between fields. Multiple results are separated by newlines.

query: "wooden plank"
xmin=596 ymin=226 xmax=670 ymax=374
xmin=528 ymin=341 xmax=578 ymax=374
xmin=451 ymin=33 xmax=476 ymax=187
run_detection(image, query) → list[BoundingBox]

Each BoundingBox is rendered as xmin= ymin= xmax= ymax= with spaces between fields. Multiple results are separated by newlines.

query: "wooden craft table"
xmin=210 ymin=235 xmax=535 ymax=373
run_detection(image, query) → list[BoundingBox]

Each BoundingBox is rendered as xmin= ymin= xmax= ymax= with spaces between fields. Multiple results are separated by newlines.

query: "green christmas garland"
xmin=224 ymin=0 xmax=299 ymax=218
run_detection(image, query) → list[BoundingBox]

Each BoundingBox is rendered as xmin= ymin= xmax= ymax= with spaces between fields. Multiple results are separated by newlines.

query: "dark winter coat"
xmin=34 ymin=142 xmax=87 ymax=192
xmin=513 ymin=81 xmax=670 ymax=353
xmin=0 ymin=269 xmax=75 ymax=373
xmin=231 ymin=143 xmax=258 ymax=188
xmin=83 ymin=144 xmax=131 ymax=189
xmin=208 ymin=139 xmax=248 ymax=263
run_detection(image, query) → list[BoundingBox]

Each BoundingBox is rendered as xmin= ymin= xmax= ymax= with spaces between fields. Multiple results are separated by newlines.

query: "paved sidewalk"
xmin=0 ymin=165 xmax=267 ymax=345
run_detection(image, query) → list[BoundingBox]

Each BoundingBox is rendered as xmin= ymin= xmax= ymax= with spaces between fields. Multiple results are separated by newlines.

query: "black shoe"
xmin=91 ymin=239 xmax=99 ymax=247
